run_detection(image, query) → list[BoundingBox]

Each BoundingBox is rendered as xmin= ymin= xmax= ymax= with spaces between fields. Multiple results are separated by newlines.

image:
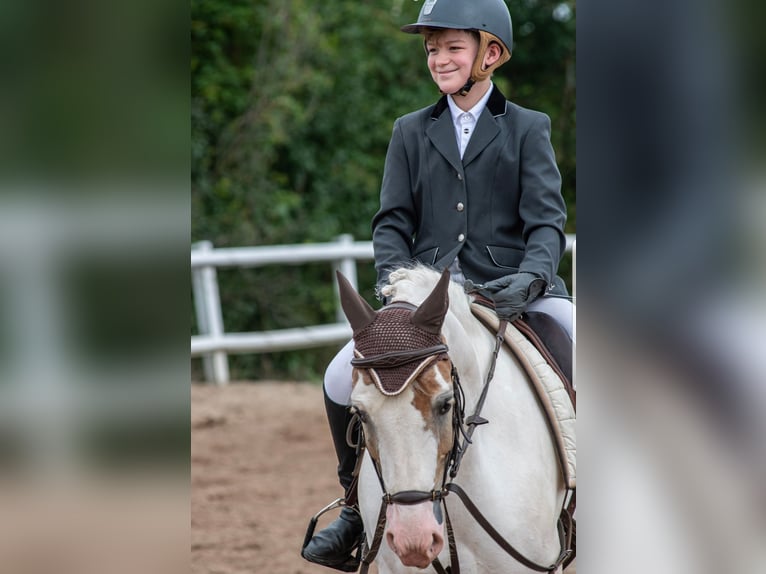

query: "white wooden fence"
xmin=191 ymin=234 xmax=575 ymax=384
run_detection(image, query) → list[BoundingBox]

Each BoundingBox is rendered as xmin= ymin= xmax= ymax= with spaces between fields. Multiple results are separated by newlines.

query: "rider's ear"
xmin=337 ymin=271 xmax=377 ymax=333
xmin=411 ymin=269 xmax=450 ymax=334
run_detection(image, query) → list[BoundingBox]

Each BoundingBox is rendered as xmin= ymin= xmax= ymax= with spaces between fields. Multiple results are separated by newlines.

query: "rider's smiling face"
xmin=425 ymin=29 xmax=479 ymax=95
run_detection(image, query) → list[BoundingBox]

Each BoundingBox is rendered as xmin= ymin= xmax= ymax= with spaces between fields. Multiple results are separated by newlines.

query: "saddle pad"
xmin=471 ymin=303 xmax=576 ymax=489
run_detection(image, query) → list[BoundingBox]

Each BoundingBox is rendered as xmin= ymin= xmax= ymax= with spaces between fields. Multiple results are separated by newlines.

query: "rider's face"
xmin=425 ymin=29 xmax=479 ymax=95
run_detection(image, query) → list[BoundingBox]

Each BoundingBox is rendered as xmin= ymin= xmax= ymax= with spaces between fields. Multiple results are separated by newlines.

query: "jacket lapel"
xmin=462 ymin=85 xmax=507 ymax=167
xmin=425 ymin=87 xmax=508 ymax=170
xmin=461 ymin=111 xmax=499 ymax=167
xmin=426 ymin=96 xmax=462 ymax=174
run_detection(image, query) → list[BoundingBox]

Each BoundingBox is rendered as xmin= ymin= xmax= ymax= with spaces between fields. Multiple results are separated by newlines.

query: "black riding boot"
xmin=301 ymin=390 xmax=364 ymax=572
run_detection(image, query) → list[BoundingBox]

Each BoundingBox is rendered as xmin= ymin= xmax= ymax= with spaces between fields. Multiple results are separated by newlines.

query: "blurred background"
xmin=0 ymin=1 xmax=189 ymax=573
xmin=577 ymin=0 xmax=766 ymax=572
xmin=0 ymin=0 xmax=764 ymax=572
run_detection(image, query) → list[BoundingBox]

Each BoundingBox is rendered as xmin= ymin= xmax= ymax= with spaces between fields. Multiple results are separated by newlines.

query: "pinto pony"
xmin=336 ymin=266 xmax=571 ymax=574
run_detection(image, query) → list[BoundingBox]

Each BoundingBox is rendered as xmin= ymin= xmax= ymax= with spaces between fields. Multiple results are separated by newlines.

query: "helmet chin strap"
xmin=454 ymin=78 xmax=475 ymax=97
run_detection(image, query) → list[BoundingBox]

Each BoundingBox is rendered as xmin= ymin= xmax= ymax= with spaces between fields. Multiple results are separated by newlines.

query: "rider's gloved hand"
xmin=482 ymin=272 xmax=547 ymax=320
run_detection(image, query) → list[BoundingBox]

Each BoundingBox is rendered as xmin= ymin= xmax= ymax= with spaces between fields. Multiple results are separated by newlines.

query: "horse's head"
xmin=337 ymin=269 xmax=459 ymax=568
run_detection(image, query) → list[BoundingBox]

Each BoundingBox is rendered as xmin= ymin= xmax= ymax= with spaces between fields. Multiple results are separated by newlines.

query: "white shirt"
xmin=447 ymin=83 xmax=494 ymax=159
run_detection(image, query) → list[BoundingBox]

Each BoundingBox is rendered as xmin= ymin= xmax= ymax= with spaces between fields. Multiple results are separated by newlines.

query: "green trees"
xmin=192 ymin=0 xmax=575 ymax=381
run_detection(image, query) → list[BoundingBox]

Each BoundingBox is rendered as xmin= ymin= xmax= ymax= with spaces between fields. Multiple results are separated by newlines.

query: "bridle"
xmin=351 ymin=318 xmax=573 ymax=574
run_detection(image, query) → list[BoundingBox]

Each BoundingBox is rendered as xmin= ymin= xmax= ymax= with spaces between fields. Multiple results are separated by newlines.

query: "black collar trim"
xmin=430 ymin=85 xmax=508 ymax=120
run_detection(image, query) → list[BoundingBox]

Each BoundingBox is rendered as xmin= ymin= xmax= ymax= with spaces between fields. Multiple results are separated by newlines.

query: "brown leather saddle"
xmin=514 ymin=311 xmax=575 ymax=407
xmin=472 ymin=296 xmax=575 ymax=407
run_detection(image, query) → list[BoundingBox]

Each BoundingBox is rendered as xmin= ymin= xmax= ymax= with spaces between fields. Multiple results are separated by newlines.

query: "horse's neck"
xmin=443 ymin=308 xmax=544 ymax=427
xmin=442 ymin=307 xmax=566 ymax=567
xmin=442 ymin=310 xmax=496 ymax=406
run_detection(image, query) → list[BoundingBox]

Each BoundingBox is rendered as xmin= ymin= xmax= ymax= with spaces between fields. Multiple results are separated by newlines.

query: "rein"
xmin=356 ymin=320 xmax=573 ymax=574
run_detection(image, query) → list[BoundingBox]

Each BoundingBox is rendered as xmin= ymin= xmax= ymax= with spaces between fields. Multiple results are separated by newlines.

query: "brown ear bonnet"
xmin=337 ymin=270 xmax=451 ymax=395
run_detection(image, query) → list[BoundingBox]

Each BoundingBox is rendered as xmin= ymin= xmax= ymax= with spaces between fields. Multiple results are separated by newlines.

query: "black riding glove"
xmin=482 ymin=272 xmax=547 ymax=320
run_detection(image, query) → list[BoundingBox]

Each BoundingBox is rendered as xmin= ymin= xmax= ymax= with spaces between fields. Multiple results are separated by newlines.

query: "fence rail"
xmin=191 ymin=234 xmax=574 ymax=384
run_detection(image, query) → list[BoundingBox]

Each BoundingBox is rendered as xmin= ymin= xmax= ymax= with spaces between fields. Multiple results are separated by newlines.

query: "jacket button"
xmin=456 ymin=202 xmax=464 ymax=212
xmin=457 ymin=173 xmax=463 ymax=180
xmin=458 ymin=233 xmax=465 ymax=242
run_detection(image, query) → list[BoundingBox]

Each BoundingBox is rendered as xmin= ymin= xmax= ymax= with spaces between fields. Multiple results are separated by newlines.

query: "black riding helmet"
xmin=401 ymin=0 xmax=513 ymax=95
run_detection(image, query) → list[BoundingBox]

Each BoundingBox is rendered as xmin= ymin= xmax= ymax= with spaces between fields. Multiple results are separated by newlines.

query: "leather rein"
xmin=353 ymin=319 xmax=573 ymax=574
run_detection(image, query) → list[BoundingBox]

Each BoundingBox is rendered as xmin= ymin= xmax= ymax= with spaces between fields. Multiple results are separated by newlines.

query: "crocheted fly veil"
xmin=336 ymin=270 xmax=451 ymax=395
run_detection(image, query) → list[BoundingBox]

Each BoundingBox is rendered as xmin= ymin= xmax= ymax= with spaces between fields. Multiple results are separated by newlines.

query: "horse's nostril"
xmin=430 ymin=532 xmax=444 ymax=556
xmin=428 ymin=534 xmax=444 ymax=556
xmin=386 ymin=531 xmax=397 ymax=552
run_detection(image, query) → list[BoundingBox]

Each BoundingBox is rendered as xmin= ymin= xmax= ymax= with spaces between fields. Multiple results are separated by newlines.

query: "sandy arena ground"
xmin=191 ymin=382 xmax=574 ymax=574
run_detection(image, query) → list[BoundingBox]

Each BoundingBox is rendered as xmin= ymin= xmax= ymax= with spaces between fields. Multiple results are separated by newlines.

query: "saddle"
xmin=470 ymin=302 xmax=576 ymax=489
xmin=519 ymin=311 xmax=574 ymax=400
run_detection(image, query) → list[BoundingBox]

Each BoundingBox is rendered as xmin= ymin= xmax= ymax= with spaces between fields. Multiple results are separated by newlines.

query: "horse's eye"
xmin=438 ymin=400 xmax=452 ymax=416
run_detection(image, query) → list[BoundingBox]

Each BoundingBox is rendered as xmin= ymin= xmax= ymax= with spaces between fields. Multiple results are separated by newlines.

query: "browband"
xmin=350 ymin=344 xmax=449 ymax=369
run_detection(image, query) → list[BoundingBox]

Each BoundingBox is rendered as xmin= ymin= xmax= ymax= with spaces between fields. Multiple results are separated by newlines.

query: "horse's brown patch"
xmin=412 ymin=364 xmax=444 ymax=422
xmin=411 ymin=359 xmax=455 ymax=486
xmin=353 ymin=368 xmax=375 ymax=387
xmin=412 ymin=358 xmax=454 ymax=458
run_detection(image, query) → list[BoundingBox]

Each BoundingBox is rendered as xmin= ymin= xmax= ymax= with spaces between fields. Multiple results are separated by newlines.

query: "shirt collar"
xmin=447 ymin=83 xmax=494 ymax=123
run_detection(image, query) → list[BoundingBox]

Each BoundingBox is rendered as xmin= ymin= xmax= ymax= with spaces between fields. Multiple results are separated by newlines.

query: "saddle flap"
xmin=471 ymin=302 xmax=576 ymax=490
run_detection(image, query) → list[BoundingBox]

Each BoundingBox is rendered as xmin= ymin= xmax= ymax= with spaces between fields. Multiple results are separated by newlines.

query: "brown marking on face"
xmin=412 ymin=357 xmax=455 ymax=473
xmin=412 ymin=360 xmax=446 ymax=425
xmin=352 ymin=367 xmax=375 ymax=388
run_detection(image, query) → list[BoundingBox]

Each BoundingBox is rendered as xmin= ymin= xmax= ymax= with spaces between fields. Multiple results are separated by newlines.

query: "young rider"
xmin=302 ymin=0 xmax=572 ymax=570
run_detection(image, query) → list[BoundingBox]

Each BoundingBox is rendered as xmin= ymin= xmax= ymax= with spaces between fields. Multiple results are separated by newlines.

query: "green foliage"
xmin=499 ymin=0 xmax=576 ymax=229
xmin=191 ymin=0 xmax=576 ymax=381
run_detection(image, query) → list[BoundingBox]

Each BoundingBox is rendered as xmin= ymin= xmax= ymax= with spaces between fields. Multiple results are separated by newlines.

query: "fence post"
xmin=191 ymin=243 xmax=213 ymax=383
xmin=192 ymin=240 xmax=230 ymax=385
xmin=333 ymin=234 xmax=358 ymax=324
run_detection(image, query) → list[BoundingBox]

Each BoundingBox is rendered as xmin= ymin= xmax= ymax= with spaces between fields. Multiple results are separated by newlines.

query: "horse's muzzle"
xmin=385 ymin=499 xmax=445 ymax=568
